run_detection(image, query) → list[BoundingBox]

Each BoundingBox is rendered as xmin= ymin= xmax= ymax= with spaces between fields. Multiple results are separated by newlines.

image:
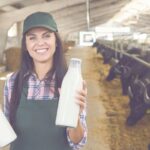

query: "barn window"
xmin=8 ymin=23 xmax=17 ymax=37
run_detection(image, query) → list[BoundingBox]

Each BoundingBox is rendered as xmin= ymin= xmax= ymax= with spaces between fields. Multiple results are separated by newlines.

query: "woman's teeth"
xmin=36 ymin=49 xmax=48 ymax=53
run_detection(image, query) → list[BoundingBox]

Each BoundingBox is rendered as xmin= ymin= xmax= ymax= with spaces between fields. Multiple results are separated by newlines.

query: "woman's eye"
xmin=29 ymin=36 xmax=36 ymax=40
xmin=44 ymin=34 xmax=51 ymax=38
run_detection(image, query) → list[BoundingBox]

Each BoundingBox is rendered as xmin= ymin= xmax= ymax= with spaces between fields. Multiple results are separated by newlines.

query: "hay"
xmin=4 ymin=47 xmax=21 ymax=71
xmin=4 ymin=42 xmax=75 ymax=71
xmin=63 ymin=41 xmax=75 ymax=52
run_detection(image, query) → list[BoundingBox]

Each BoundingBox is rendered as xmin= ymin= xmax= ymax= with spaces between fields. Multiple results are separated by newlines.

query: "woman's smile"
xmin=35 ymin=48 xmax=49 ymax=54
xmin=26 ymin=27 xmax=56 ymax=64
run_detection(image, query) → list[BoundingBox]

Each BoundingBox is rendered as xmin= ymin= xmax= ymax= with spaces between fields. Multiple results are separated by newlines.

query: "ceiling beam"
xmin=0 ymin=0 xmax=131 ymax=36
xmin=60 ymin=13 xmax=117 ymax=34
xmin=138 ymin=16 xmax=150 ymax=25
xmin=134 ymin=27 xmax=150 ymax=34
xmin=0 ymin=0 xmax=24 ymax=8
xmin=0 ymin=0 xmax=85 ymax=27
xmin=53 ymin=0 xmax=128 ymax=20
xmin=0 ymin=5 xmax=18 ymax=11
xmin=53 ymin=0 xmax=129 ymax=31
xmin=57 ymin=3 xmax=122 ymax=30
xmin=0 ymin=0 xmax=129 ymax=25
xmin=58 ymin=0 xmax=130 ymax=35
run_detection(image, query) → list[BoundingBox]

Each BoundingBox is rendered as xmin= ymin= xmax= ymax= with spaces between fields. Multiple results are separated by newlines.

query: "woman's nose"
xmin=36 ymin=38 xmax=45 ymax=45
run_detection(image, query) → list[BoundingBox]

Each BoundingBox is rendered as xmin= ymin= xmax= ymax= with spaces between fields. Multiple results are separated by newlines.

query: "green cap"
xmin=23 ymin=12 xmax=58 ymax=34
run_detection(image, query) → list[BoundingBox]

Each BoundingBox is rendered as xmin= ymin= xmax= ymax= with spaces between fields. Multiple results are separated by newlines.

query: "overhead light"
xmin=95 ymin=26 xmax=131 ymax=33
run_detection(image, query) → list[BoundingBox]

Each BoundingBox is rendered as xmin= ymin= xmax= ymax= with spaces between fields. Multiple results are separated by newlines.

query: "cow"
xmin=126 ymin=68 xmax=150 ymax=126
xmin=92 ymin=41 xmax=106 ymax=54
xmin=105 ymin=51 xmax=150 ymax=95
xmin=105 ymin=55 xmax=141 ymax=95
xmin=93 ymin=41 xmax=143 ymax=63
xmin=94 ymin=41 xmax=150 ymax=125
xmin=105 ymin=63 xmax=122 ymax=81
xmin=92 ymin=42 xmax=121 ymax=64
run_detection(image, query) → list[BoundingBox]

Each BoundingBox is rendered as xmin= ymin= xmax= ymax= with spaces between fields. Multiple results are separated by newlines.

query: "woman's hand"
xmin=75 ymin=80 xmax=87 ymax=115
xmin=58 ymin=80 xmax=87 ymax=114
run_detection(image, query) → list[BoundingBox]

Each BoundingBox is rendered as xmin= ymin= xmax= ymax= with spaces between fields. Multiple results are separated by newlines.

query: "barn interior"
xmin=0 ymin=0 xmax=150 ymax=150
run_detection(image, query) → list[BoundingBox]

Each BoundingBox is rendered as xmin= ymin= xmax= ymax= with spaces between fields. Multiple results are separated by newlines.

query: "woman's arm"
xmin=3 ymin=73 xmax=16 ymax=120
xmin=67 ymin=80 xmax=88 ymax=149
xmin=3 ymin=78 xmax=11 ymax=119
xmin=66 ymin=110 xmax=87 ymax=149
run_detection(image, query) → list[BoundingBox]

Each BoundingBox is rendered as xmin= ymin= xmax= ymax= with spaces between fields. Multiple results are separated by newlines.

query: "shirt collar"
xmin=24 ymin=71 xmax=55 ymax=81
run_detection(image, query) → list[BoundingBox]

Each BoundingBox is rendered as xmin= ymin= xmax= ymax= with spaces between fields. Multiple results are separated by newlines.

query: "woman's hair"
xmin=9 ymin=32 xmax=67 ymax=128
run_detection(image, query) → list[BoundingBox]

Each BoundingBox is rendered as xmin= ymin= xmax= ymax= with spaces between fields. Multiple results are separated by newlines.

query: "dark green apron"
xmin=10 ymin=86 xmax=72 ymax=150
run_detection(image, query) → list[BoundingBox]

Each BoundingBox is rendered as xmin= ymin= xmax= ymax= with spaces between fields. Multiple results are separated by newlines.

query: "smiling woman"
xmin=3 ymin=12 xmax=87 ymax=150
xmin=26 ymin=28 xmax=56 ymax=79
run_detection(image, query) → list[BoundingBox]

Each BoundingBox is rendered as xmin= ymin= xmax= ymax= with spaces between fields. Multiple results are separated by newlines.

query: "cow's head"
xmin=106 ymin=63 xmax=122 ymax=81
xmin=128 ymin=78 xmax=145 ymax=99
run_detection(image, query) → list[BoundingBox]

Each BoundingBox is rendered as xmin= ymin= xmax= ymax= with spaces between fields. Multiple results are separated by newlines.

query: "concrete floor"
xmin=65 ymin=46 xmax=110 ymax=150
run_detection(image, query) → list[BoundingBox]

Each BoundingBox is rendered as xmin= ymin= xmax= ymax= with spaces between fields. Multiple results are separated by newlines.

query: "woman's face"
xmin=25 ymin=27 xmax=56 ymax=65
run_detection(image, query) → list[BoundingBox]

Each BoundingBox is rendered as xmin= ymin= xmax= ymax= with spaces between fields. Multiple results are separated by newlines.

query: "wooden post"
xmin=0 ymin=27 xmax=9 ymax=64
xmin=16 ymin=21 xmax=23 ymax=47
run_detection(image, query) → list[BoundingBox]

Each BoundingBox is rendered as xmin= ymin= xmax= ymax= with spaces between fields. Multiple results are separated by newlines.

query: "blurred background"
xmin=1 ymin=0 xmax=150 ymax=150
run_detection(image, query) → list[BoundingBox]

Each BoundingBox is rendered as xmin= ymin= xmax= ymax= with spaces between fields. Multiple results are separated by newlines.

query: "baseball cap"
xmin=23 ymin=12 xmax=58 ymax=34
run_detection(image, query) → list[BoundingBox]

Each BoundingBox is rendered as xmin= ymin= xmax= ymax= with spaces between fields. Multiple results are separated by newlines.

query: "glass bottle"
xmin=0 ymin=109 xmax=17 ymax=147
xmin=55 ymin=58 xmax=83 ymax=128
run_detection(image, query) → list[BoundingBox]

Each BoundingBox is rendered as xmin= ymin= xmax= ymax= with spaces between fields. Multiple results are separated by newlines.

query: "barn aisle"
xmin=65 ymin=46 xmax=111 ymax=150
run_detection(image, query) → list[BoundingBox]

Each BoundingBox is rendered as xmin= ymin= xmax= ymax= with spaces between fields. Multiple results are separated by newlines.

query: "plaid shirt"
xmin=3 ymin=72 xmax=87 ymax=150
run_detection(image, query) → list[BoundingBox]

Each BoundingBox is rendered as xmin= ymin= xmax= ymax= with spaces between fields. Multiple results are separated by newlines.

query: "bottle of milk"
xmin=0 ymin=109 xmax=17 ymax=147
xmin=56 ymin=58 xmax=83 ymax=128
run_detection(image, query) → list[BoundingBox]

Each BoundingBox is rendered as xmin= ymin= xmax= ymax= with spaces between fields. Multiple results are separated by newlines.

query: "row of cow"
xmin=93 ymin=41 xmax=150 ymax=126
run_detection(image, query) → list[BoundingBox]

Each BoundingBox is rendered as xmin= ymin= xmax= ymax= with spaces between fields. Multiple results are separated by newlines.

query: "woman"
xmin=3 ymin=12 xmax=87 ymax=150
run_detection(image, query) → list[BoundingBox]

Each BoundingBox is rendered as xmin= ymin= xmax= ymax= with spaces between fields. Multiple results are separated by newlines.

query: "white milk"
xmin=0 ymin=109 xmax=17 ymax=147
xmin=56 ymin=58 xmax=83 ymax=128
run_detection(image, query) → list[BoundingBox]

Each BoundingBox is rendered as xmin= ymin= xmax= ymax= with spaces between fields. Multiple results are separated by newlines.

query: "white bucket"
xmin=0 ymin=109 xmax=17 ymax=147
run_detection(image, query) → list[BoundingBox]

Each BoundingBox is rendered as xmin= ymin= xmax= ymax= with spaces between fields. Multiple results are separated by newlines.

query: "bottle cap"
xmin=71 ymin=58 xmax=82 ymax=63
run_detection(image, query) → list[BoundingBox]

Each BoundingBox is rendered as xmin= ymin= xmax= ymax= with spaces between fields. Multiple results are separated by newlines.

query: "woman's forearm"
xmin=67 ymin=119 xmax=85 ymax=144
